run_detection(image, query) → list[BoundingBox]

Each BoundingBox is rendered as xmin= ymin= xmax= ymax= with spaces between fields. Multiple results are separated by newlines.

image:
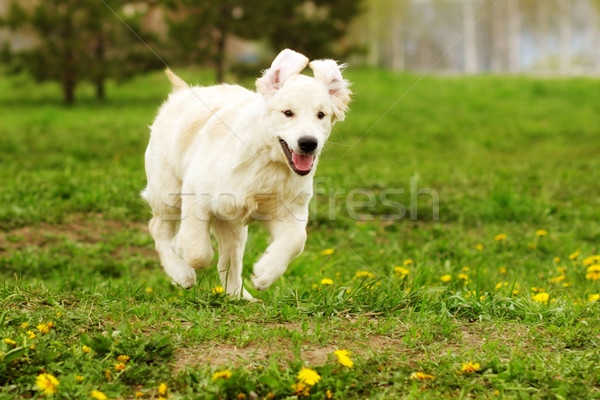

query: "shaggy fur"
xmin=142 ymin=49 xmax=351 ymax=300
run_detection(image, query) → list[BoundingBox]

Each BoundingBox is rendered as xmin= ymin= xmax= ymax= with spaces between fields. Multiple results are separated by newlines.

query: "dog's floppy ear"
xmin=256 ymin=49 xmax=309 ymax=97
xmin=309 ymin=60 xmax=351 ymax=122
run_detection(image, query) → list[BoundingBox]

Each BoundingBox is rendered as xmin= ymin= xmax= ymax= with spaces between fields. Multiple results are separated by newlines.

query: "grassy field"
xmin=1 ymin=68 xmax=600 ymax=399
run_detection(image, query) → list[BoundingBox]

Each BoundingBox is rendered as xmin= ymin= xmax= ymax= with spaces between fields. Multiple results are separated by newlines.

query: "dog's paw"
xmin=169 ymin=268 xmax=196 ymax=289
xmin=251 ymin=271 xmax=277 ymax=291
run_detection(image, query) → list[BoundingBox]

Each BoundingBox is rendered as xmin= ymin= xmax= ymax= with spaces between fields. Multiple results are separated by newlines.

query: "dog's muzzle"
xmin=279 ymin=139 xmax=315 ymax=176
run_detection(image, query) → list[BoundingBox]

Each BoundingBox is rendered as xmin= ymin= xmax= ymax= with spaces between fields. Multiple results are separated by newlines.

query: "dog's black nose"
xmin=297 ymin=136 xmax=318 ymax=153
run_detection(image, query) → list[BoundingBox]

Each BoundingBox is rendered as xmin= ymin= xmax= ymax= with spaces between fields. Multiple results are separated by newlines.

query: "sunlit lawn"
xmin=1 ymin=68 xmax=600 ymax=399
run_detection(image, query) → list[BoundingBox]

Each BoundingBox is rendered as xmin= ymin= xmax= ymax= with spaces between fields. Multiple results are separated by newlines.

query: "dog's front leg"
xmin=251 ymin=216 xmax=307 ymax=291
xmin=175 ymin=196 xmax=214 ymax=270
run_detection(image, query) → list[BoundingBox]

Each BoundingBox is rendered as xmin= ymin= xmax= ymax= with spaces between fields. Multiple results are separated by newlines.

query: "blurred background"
xmin=1 ymin=0 xmax=599 ymax=104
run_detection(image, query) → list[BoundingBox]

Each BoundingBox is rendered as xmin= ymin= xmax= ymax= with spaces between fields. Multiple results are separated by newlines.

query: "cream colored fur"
xmin=142 ymin=49 xmax=351 ymax=300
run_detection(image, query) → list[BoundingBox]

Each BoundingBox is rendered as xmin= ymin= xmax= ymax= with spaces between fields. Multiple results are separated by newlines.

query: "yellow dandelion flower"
xmin=403 ymin=259 xmax=413 ymax=266
xmin=563 ymin=282 xmax=572 ymax=288
xmin=494 ymin=234 xmax=507 ymax=241
xmin=462 ymin=361 xmax=481 ymax=373
xmin=588 ymin=294 xmax=600 ymax=303
xmin=212 ymin=369 xmax=232 ymax=381
xmin=297 ymin=368 xmax=321 ymax=386
xmin=116 ymin=355 xmax=130 ymax=363
xmin=495 ymin=282 xmax=508 ymax=290
xmin=114 ymin=363 xmax=126 ymax=371
xmin=326 ymin=389 xmax=333 ymax=399
xmin=320 ymin=278 xmax=334 ymax=285
xmin=82 ymin=345 xmax=91 ymax=353
xmin=440 ymin=274 xmax=452 ymax=282
xmin=4 ymin=338 xmax=16 ymax=346
xmin=355 ymin=271 xmax=375 ymax=279
xmin=554 ymin=257 xmax=560 ymax=263
xmin=550 ymin=275 xmax=565 ymax=283
xmin=36 ymin=373 xmax=59 ymax=395
xmin=135 ymin=392 xmax=144 ymax=398
xmin=75 ymin=375 xmax=84 ymax=382
xmin=410 ymin=372 xmax=434 ymax=380
xmin=30 ymin=344 xmax=36 ymax=350
xmin=334 ymin=349 xmax=354 ymax=368
xmin=536 ymin=229 xmax=548 ymax=236
xmin=27 ymin=330 xmax=37 ymax=339
xmin=394 ymin=266 xmax=410 ymax=276
xmin=91 ymin=390 xmax=108 ymax=400
xmin=475 ymin=244 xmax=484 ymax=251
xmin=37 ymin=323 xmax=52 ymax=334
xmin=321 ymin=248 xmax=334 ymax=256
xmin=586 ymin=265 xmax=600 ymax=280
xmin=583 ymin=255 xmax=600 ymax=266
xmin=145 ymin=287 xmax=153 ymax=293
xmin=20 ymin=322 xmax=29 ymax=329
xmin=158 ymin=383 xmax=167 ymax=396
xmin=458 ymin=273 xmax=468 ymax=280
xmin=211 ymin=286 xmax=224 ymax=294
xmin=532 ymin=292 xmax=550 ymax=303
xmin=556 ymin=267 xmax=567 ymax=274
xmin=569 ymin=251 xmax=580 ymax=260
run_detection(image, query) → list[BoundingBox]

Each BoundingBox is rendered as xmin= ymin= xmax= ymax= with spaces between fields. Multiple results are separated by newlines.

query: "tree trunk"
xmin=558 ymin=0 xmax=571 ymax=74
xmin=463 ymin=0 xmax=477 ymax=74
xmin=95 ymin=33 xmax=105 ymax=100
xmin=215 ymin=32 xmax=226 ymax=83
xmin=62 ymin=13 xmax=75 ymax=105
xmin=391 ymin=5 xmax=405 ymax=71
xmin=490 ymin=3 xmax=505 ymax=73
xmin=536 ymin=0 xmax=550 ymax=72
xmin=507 ymin=0 xmax=520 ymax=74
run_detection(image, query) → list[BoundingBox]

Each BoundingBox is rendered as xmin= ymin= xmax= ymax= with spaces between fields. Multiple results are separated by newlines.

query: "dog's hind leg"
xmin=212 ymin=220 xmax=254 ymax=300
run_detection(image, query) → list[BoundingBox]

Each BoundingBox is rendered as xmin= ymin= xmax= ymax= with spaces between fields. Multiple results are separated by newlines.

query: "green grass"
xmin=1 ymin=68 xmax=600 ymax=399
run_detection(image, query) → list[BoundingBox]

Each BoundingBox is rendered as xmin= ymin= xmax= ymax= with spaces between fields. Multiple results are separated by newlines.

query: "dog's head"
xmin=256 ymin=49 xmax=351 ymax=176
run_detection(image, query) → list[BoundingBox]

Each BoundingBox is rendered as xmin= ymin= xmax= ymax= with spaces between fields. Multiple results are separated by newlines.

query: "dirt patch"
xmin=0 ymin=214 xmax=150 ymax=255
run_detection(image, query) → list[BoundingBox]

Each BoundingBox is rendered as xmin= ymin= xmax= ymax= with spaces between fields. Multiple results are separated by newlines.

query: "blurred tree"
xmin=262 ymin=0 xmax=362 ymax=60
xmin=160 ymin=0 xmax=263 ymax=83
xmin=0 ymin=0 xmax=162 ymax=104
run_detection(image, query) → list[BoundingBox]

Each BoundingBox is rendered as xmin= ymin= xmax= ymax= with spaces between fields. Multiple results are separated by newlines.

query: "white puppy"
xmin=142 ymin=49 xmax=351 ymax=300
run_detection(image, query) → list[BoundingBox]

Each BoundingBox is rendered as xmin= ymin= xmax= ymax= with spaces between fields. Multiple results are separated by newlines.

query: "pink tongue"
xmin=292 ymin=152 xmax=315 ymax=171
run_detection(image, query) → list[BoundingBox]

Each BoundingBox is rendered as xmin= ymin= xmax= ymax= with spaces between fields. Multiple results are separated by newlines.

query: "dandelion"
xmin=297 ymin=368 xmax=321 ymax=386
xmin=114 ymin=363 xmax=126 ymax=371
xmin=410 ymin=372 xmax=434 ymax=380
xmin=91 ymin=390 xmax=108 ymax=400
xmin=494 ymin=234 xmax=507 ymax=241
xmin=554 ymin=257 xmax=560 ymax=263
xmin=458 ymin=273 xmax=468 ymax=281
xmin=586 ymin=265 xmax=600 ymax=281
xmin=394 ymin=266 xmax=410 ymax=277
xmin=27 ymin=330 xmax=37 ymax=339
xmin=75 ymin=375 xmax=84 ymax=382
xmin=37 ymin=323 xmax=53 ymax=334
xmin=355 ymin=271 xmax=375 ymax=279
xmin=475 ymin=244 xmax=484 ymax=251
xmin=569 ymin=250 xmax=580 ymax=260
xmin=403 ymin=259 xmax=413 ymax=266
xmin=326 ymin=390 xmax=333 ymax=399
xmin=158 ymin=383 xmax=167 ymax=396
xmin=82 ymin=345 xmax=91 ymax=353
xmin=135 ymin=392 xmax=144 ymax=398
xmin=212 ymin=369 xmax=232 ymax=381
xmin=117 ymin=355 xmax=130 ymax=363
xmin=321 ymin=278 xmax=334 ymax=285
xmin=145 ymin=287 xmax=153 ymax=293
xmin=291 ymin=382 xmax=309 ymax=396
xmin=461 ymin=361 xmax=481 ymax=373
xmin=321 ymin=249 xmax=334 ymax=256
xmin=532 ymin=292 xmax=550 ymax=303
xmin=495 ymin=282 xmax=508 ymax=290
xmin=588 ymin=294 xmax=599 ymax=303
xmin=563 ymin=283 xmax=572 ymax=288
xmin=36 ymin=373 xmax=59 ymax=395
xmin=499 ymin=267 xmax=507 ymax=274
xmin=536 ymin=229 xmax=548 ymax=236
xmin=583 ymin=255 xmax=600 ymax=266
xmin=440 ymin=274 xmax=452 ymax=282
xmin=211 ymin=286 xmax=224 ymax=294
xmin=20 ymin=322 xmax=29 ymax=329
xmin=4 ymin=338 xmax=16 ymax=346
xmin=333 ymin=349 xmax=354 ymax=368
xmin=556 ymin=267 xmax=567 ymax=274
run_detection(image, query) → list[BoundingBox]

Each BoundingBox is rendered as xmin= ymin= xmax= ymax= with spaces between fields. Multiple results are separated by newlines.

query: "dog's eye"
xmin=283 ymin=110 xmax=294 ymax=118
xmin=317 ymin=111 xmax=326 ymax=119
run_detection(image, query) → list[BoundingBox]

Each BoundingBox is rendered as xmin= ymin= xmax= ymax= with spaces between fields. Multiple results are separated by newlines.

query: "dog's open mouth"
xmin=279 ymin=139 xmax=315 ymax=176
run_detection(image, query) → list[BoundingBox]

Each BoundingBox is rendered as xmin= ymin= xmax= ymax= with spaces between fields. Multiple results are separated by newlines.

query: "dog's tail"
xmin=165 ymin=68 xmax=189 ymax=91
